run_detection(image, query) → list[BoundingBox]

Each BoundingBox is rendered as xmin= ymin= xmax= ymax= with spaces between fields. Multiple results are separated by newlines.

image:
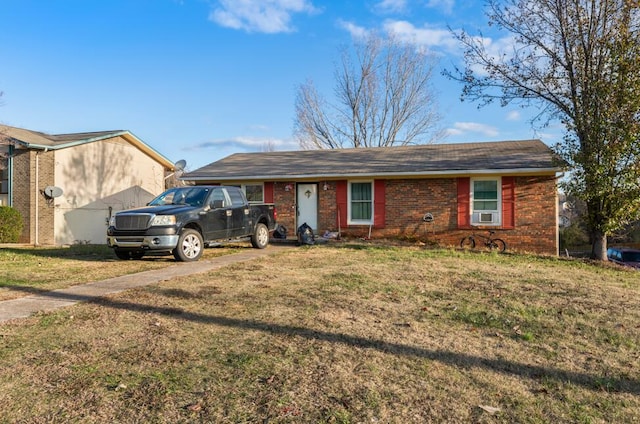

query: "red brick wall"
xmin=270 ymin=176 xmax=558 ymax=255
xmin=11 ymin=149 xmax=56 ymax=245
xmin=12 ymin=150 xmax=32 ymax=243
xmin=272 ymin=182 xmax=297 ymax=235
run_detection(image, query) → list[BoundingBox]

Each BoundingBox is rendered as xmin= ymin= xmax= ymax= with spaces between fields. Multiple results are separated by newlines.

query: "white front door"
xmin=297 ymin=183 xmax=318 ymax=231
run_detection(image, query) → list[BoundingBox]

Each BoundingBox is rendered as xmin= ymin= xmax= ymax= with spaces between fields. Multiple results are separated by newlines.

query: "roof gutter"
xmin=183 ymin=167 xmax=563 ymax=182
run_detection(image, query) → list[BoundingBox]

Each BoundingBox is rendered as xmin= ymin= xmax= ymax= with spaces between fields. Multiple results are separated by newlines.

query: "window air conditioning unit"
xmin=479 ymin=213 xmax=495 ymax=223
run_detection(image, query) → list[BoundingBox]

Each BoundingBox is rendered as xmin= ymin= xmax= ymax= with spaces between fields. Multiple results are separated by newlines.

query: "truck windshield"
xmin=149 ymin=187 xmax=210 ymax=207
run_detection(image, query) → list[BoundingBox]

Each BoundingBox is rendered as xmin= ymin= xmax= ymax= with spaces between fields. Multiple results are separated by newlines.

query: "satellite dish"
xmin=44 ymin=186 xmax=63 ymax=198
xmin=174 ymin=159 xmax=186 ymax=171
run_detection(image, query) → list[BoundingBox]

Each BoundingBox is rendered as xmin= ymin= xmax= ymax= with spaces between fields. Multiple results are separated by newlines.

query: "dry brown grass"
xmin=0 ymin=243 xmax=638 ymax=423
xmin=0 ymin=244 xmax=234 ymax=301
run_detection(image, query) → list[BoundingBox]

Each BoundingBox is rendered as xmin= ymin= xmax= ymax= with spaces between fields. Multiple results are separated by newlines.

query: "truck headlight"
xmin=150 ymin=215 xmax=177 ymax=226
xmin=109 ymin=216 xmax=116 ymax=227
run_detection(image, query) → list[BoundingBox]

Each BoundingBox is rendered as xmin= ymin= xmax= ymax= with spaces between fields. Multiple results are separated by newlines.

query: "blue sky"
xmin=0 ymin=0 xmax=561 ymax=171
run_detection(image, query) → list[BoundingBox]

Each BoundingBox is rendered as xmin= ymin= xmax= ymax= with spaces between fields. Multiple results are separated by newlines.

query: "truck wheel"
xmin=114 ymin=248 xmax=131 ymax=260
xmin=114 ymin=249 xmax=145 ymax=260
xmin=173 ymin=228 xmax=203 ymax=262
xmin=251 ymin=223 xmax=269 ymax=249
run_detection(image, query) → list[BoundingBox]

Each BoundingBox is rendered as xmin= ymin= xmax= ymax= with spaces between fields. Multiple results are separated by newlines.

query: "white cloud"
xmin=375 ymin=0 xmax=408 ymax=13
xmin=209 ymin=0 xmax=319 ymax=34
xmin=426 ymin=0 xmax=454 ymax=14
xmin=188 ymin=136 xmax=299 ymax=152
xmin=446 ymin=122 xmax=499 ymax=137
xmin=506 ymin=110 xmax=521 ymax=121
xmin=466 ymin=34 xmax=519 ymax=76
xmin=382 ymin=20 xmax=459 ymax=51
xmin=337 ymin=19 xmax=370 ymax=39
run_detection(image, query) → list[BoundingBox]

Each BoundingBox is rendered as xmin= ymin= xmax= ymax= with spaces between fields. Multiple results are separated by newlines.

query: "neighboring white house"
xmin=1 ymin=125 xmax=175 ymax=245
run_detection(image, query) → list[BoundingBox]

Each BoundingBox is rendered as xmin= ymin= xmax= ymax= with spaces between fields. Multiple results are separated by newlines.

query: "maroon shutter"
xmin=457 ymin=177 xmax=471 ymax=228
xmin=336 ymin=180 xmax=348 ymax=228
xmin=373 ymin=180 xmax=385 ymax=228
xmin=264 ymin=182 xmax=274 ymax=203
xmin=501 ymin=177 xmax=515 ymax=229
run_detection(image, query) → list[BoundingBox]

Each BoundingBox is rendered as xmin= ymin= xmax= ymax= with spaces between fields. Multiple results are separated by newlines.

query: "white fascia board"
xmin=183 ymin=167 xmax=562 ymax=181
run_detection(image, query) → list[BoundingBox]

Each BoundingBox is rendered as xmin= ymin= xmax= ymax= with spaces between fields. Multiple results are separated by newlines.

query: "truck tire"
xmin=114 ymin=248 xmax=145 ymax=260
xmin=251 ymin=223 xmax=269 ymax=249
xmin=173 ymin=228 xmax=204 ymax=262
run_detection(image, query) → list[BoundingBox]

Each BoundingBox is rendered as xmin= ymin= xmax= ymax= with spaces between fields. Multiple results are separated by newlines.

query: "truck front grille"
xmin=114 ymin=237 xmax=144 ymax=243
xmin=115 ymin=214 xmax=153 ymax=230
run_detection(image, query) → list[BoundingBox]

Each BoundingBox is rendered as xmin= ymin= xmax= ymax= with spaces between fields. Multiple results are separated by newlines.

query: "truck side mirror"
xmin=212 ymin=199 xmax=224 ymax=209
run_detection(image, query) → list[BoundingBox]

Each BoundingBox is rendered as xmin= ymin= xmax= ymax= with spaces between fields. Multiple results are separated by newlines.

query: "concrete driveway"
xmin=0 ymin=244 xmax=291 ymax=324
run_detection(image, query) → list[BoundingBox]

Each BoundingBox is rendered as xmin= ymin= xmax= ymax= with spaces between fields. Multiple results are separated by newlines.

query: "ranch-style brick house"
xmin=183 ymin=140 xmax=564 ymax=255
xmin=0 ymin=125 xmax=174 ymax=245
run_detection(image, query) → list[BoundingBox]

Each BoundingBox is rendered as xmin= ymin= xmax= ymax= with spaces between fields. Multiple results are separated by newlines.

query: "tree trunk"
xmin=591 ymin=231 xmax=607 ymax=261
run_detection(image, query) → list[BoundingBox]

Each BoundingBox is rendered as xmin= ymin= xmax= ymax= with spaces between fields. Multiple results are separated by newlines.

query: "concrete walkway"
xmin=0 ymin=245 xmax=291 ymax=324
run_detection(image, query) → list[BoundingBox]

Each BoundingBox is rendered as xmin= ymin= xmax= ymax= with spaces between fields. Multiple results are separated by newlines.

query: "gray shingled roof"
xmin=184 ymin=140 xmax=562 ymax=181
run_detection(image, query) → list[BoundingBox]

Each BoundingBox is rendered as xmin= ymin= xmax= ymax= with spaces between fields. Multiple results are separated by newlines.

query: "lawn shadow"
xmin=0 ymin=245 xmax=137 ymax=262
xmin=7 ymin=286 xmax=639 ymax=396
xmin=89 ymin=296 xmax=640 ymax=396
xmin=0 ymin=244 xmax=251 ymax=262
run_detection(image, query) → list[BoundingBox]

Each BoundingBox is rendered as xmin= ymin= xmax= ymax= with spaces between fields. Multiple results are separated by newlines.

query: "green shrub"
xmin=0 ymin=206 xmax=24 ymax=243
xmin=559 ymin=221 xmax=589 ymax=251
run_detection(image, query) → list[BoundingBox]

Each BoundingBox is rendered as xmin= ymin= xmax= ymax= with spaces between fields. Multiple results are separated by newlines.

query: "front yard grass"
xmin=0 ymin=244 xmax=234 ymax=301
xmin=0 ymin=244 xmax=638 ymax=422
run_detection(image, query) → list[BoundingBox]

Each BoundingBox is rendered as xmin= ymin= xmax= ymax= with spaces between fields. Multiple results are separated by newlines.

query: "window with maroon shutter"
xmin=459 ymin=176 xmax=515 ymax=228
xmin=336 ymin=180 xmax=385 ymax=227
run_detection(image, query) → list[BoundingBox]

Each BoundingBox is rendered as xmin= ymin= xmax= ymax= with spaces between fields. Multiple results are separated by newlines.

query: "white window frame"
xmin=470 ymin=177 xmax=502 ymax=226
xmin=348 ymin=180 xmax=374 ymax=225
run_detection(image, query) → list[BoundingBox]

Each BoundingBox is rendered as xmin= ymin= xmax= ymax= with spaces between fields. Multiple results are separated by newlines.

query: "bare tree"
xmin=261 ymin=139 xmax=277 ymax=152
xmin=446 ymin=0 xmax=640 ymax=260
xmin=294 ymin=34 xmax=443 ymax=149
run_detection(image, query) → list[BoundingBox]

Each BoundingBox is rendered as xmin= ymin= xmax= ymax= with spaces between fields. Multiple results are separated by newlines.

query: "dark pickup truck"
xmin=106 ymin=185 xmax=277 ymax=262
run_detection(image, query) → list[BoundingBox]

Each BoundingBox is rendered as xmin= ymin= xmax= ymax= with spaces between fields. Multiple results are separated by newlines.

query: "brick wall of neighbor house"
xmin=36 ymin=150 xmax=56 ymax=245
xmin=270 ymin=176 xmax=558 ymax=254
xmin=11 ymin=149 xmax=56 ymax=244
xmin=11 ymin=150 xmax=32 ymax=243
